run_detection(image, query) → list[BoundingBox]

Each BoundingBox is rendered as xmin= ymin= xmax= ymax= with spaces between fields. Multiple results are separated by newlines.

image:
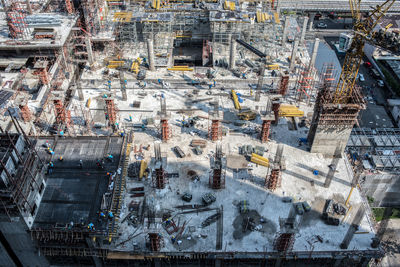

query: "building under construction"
xmin=0 ymin=0 xmax=399 ymax=266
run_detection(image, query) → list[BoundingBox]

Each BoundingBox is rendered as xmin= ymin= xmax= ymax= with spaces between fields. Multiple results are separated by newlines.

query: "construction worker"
xmin=129 ymin=115 xmax=132 ymax=122
xmin=99 ymin=212 xmax=106 ymax=220
xmin=208 ymin=84 xmax=212 ymax=90
xmin=59 ymin=156 xmax=64 ymax=161
xmin=47 ymin=162 xmax=54 ymax=174
xmin=59 ymin=130 xmax=64 ymax=137
xmin=108 ymin=211 xmax=114 ymax=219
xmin=87 ymin=222 xmax=95 ymax=231
xmin=171 ymin=235 xmax=176 ymax=243
xmin=213 ymin=80 xmax=216 ymax=87
xmin=79 ymin=159 xmax=83 ymax=169
xmin=96 ymin=160 xmax=103 ymax=169
xmin=107 ymin=154 xmax=113 ymax=162
xmin=47 ymin=147 xmax=54 ymax=155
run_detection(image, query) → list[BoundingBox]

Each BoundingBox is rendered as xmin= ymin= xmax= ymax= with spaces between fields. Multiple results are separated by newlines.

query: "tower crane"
xmin=334 ymin=0 xmax=397 ymax=104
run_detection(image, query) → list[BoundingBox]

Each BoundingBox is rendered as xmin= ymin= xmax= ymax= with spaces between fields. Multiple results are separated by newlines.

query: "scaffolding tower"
xmin=209 ymin=142 xmax=226 ymax=189
xmin=53 ymin=98 xmax=72 ymax=127
xmin=0 ymin=127 xmax=45 ymax=225
xmin=5 ymin=1 xmax=31 ymax=40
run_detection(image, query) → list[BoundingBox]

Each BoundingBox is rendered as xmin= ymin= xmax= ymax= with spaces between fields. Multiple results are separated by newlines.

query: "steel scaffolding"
xmin=5 ymin=1 xmax=31 ymax=40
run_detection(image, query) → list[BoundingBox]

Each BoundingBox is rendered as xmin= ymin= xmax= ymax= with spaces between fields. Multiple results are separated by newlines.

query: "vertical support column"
xmin=309 ymin=13 xmax=315 ymax=31
xmin=278 ymin=75 xmax=289 ymax=96
xmin=167 ymin=37 xmax=174 ymax=68
xmin=272 ymin=102 xmax=280 ymax=125
xmin=147 ymin=38 xmax=155 ymax=71
xmin=25 ymin=0 xmax=32 ymax=14
xmin=210 ymin=119 xmax=221 ymax=141
xmin=266 ymin=168 xmax=281 ymax=190
xmin=300 ymin=16 xmax=309 ymax=44
xmin=161 ymin=119 xmax=170 ymax=142
xmin=105 ymin=99 xmax=117 ymax=128
xmin=308 ymin=38 xmax=320 ymax=71
xmin=260 ymin=120 xmax=271 ymax=143
xmin=148 ymin=233 xmax=161 ymax=251
xmin=289 ymin=39 xmax=299 ymax=72
xmin=281 ymin=16 xmax=289 ymax=46
xmin=154 ymin=167 xmax=167 ymax=189
xmin=19 ymin=104 xmax=32 ymax=122
xmin=256 ymin=65 xmax=265 ymax=102
xmin=229 ymin=35 xmax=236 ymax=69
xmin=77 ymin=81 xmax=84 ymax=101
xmin=85 ymin=36 xmax=94 ymax=65
xmin=211 ymin=169 xmax=224 ymax=189
xmin=340 ymin=206 xmax=365 ymax=249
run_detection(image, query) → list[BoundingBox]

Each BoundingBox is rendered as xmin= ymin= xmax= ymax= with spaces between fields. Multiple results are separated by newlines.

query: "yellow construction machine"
xmin=250 ymin=153 xmax=269 ymax=167
xmin=139 ymin=160 xmax=148 ymax=179
xmin=238 ymin=110 xmax=257 ymax=121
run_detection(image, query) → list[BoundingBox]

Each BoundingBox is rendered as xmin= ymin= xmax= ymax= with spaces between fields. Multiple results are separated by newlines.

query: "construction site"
xmin=0 ymin=0 xmax=400 ymax=266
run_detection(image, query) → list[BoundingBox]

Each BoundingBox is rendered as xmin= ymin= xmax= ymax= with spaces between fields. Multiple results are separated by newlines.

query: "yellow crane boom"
xmin=334 ymin=0 xmax=395 ymax=104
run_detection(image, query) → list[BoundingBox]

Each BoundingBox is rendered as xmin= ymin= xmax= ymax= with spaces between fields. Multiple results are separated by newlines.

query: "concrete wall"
xmin=361 ymin=173 xmax=400 ymax=207
xmin=310 ymin=125 xmax=353 ymax=157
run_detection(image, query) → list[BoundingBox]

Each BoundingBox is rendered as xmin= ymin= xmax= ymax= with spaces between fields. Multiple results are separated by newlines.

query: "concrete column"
xmin=0 ymin=0 xmax=6 ymax=10
xmin=147 ymin=38 xmax=155 ymax=71
xmin=85 ymin=36 xmax=94 ymax=65
xmin=229 ymin=35 xmax=237 ymax=69
xmin=256 ymin=65 xmax=265 ymax=102
xmin=309 ymin=13 xmax=315 ymax=31
xmin=167 ymin=37 xmax=174 ymax=68
xmin=282 ymin=16 xmax=289 ymax=46
xmin=308 ymin=38 xmax=319 ymax=71
xmin=30 ymin=121 xmax=37 ymax=136
xmin=77 ymin=85 xmax=84 ymax=101
xmin=276 ymin=0 xmax=281 ymax=14
xmin=289 ymin=39 xmax=299 ymax=72
xmin=25 ymin=0 xmax=32 ymax=14
xmin=300 ymin=16 xmax=309 ymax=44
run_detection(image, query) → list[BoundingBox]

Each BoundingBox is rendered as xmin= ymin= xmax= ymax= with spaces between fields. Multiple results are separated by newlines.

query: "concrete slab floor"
xmin=33 ymin=137 xmax=124 ymax=229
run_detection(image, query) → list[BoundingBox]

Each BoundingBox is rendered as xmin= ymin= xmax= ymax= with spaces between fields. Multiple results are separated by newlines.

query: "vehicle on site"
xmin=316 ymin=22 xmax=328 ymax=29
xmin=364 ymin=61 xmax=372 ymax=68
xmin=302 ymin=201 xmax=311 ymax=212
xmin=137 ymin=70 xmax=146 ymax=80
xmin=202 ymin=193 xmax=216 ymax=205
xmin=296 ymin=202 xmax=304 ymax=215
xmin=173 ymin=146 xmax=186 ymax=158
xmin=181 ymin=192 xmax=192 ymax=202
xmin=370 ymin=68 xmax=381 ymax=78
